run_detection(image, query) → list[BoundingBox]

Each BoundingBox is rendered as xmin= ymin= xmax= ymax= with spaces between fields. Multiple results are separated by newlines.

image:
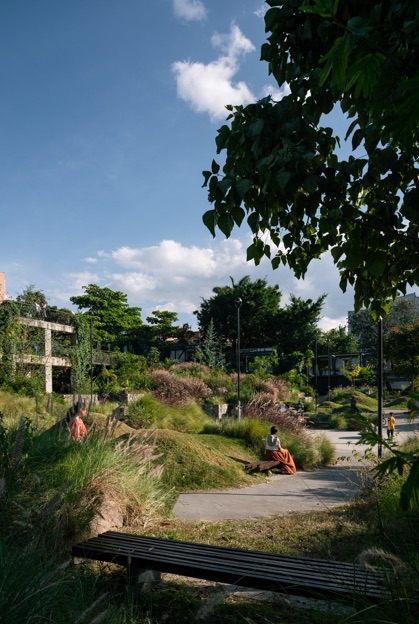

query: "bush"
xmin=246 ymin=392 xmax=304 ymax=433
xmin=171 ymin=362 xmax=209 ymax=379
xmin=1 ymin=375 xmax=44 ymax=396
xmin=331 ymin=415 xmax=347 ymax=430
xmin=126 ymin=394 xmax=211 ymax=433
xmin=216 ymin=416 xmax=267 ymax=452
xmin=151 ymin=370 xmax=211 ymax=405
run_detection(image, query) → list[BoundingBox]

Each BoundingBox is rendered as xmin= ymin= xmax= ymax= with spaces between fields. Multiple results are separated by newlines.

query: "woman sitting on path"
xmin=265 ymin=426 xmax=296 ymax=474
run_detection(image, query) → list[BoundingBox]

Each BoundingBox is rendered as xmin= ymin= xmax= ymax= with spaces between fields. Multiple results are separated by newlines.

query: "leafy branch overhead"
xmin=202 ymin=0 xmax=419 ymax=319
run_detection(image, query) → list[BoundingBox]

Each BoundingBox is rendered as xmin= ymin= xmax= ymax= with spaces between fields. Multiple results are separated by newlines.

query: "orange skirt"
xmin=265 ymin=448 xmax=296 ymax=474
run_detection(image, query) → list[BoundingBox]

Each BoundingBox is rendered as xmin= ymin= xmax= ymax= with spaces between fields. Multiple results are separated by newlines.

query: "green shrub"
xmin=316 ymin=432 xmax=336 ymax=465
xmin=217 ymin=416 xmax=266 ymax=452
xmin=126 ymin=394 xmax=211 ymax=433
xmin=1 ymin=374 xmax=44 ymax=396
xmin=331 ymin=415 xmax=347 ymax=430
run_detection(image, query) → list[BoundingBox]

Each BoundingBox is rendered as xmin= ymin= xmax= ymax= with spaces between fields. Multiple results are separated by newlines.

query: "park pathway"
xmin=174 ymin=411 xmax=418 ymax=522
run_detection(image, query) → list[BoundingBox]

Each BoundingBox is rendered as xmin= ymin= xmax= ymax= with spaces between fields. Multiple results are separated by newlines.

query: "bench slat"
xmin=72 ymin=532 xmax=385 ymax=601
xmin=89 ymin=532 xmax=378 ymax=586
xmin=73 ymin=543 xmax=379 ymax=596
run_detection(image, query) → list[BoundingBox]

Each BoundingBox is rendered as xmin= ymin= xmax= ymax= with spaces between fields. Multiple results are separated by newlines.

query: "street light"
xmin=377 ymin=318 xmax=383 ymax=458
xmin=235 ymin=297 xmax=242 ymax=420
xmin=327 ymin=341 xmax=331 ymax=399
xmin=90 ymin=314 xmax=93 ymax=406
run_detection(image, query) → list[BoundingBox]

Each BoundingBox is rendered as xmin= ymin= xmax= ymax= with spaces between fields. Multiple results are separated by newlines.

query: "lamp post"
xmin=377 ymin=319 xmax=383 ymax=458
xmin=314 ymin=336 xmax=318 ymax=413
xmin=235 ymin=297 xmax=242 ymax=420
xmin=327 ymin=341 xmax=331 ymax=399
xmin=90 ymin=314 xmax=93 ymax=406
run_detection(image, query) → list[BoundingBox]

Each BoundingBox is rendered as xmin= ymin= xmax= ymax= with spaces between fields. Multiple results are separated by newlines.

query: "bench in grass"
xmin=244 ymin=460 xmax=283 ymax=472
xmin=72 ymin=531 xmax=386 ymax=603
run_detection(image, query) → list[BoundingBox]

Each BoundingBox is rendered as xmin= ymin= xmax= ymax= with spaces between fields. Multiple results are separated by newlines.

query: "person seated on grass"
xmin=66 ymin=403 xmax=88 ymax=442
xmin=265 ymin=426 xmax=296 ymax=474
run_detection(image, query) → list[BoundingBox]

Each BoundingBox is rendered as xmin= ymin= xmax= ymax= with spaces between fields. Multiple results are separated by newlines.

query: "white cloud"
xmin=83 ymin=256 xmax=97 ymax=263
xmin=173 ymin=0 xmax=206 ymax=21
xmin=254 ymin=1 xmax=268 ymax=19
xmin=172 ymin=24 xmax=256 ymax=121
xmin=261 ymin=83 xmax=290 ymax=101
xmin=53 ymin=237 xmax=355 ymax=330
xmin=51 ymin=270 xmax=101 ymax=304
xmin=210 ymin=24 xmax=255 ymax=57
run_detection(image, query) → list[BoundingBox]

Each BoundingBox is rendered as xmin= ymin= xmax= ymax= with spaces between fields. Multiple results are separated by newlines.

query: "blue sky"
xmin=1 ymin=0 xmax=409 ymax=330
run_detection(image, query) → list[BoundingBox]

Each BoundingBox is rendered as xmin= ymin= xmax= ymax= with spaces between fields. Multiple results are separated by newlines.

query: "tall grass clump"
xmin=37 ymin=430 xmax=166 ymax=547
xmin=126 ymin=393 xmax=212 ymax=433
xmin=331 ymin=414 xmax=347 ymax=430
xmin=150 ymin=369 xmax=211 ymax=405
xmin=0 ymin=401 xmax=172 ymax=623
xmin=1 ymin=412 xmax=168 ymax=553
xmin=215 ymin=416 xmax=266 ymax=452
xmin=246 ymin=391 xmax=304 ymax=433
xmin=0 ymin=539 xmax=77 ymax=624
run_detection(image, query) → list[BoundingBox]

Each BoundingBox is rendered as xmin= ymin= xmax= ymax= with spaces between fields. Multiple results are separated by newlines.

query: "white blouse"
xmin=265 ymin=434 xmax=280 ymax=450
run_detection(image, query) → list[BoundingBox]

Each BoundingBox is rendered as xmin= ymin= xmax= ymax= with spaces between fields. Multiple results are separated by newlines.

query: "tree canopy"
xmin=385 ymin=322 xmax=419 ymax=385
xmin=195 ymin=275 xmax=325 ymax=362
xmin=195 ymin=276 xmax=282 ymax=347
xmin=70 ymin=284 xmax=142 ymax=346
xmin=278 ymin=293 xmax=325 ymax=355
xmin=203 ymin=0 xmax=419 ymax=319
xmin=349 ymin=296 xmax=419 ymax=354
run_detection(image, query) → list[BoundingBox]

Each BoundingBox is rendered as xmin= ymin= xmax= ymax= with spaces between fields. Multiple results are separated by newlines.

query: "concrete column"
xmin=45 ymin=328 xmax=52 ymax=393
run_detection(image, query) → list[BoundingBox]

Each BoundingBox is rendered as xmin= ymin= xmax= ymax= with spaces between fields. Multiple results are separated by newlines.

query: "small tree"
xmin=195 ymin=319 xmax=225 ymax=370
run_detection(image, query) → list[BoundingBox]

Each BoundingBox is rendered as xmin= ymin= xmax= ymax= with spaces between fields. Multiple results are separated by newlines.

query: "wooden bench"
xmin=72 ymin=531 xmax=386 ymax=603
xmin=244 ymin=460 xmax=283 ymax=472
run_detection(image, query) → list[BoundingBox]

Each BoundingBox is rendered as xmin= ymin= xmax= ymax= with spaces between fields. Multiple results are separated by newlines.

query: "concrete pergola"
xmin=16 ymin=317 xmax=75 ymax=393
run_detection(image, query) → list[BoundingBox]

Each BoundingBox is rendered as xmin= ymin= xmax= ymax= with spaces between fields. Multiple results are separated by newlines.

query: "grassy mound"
xmin=156 ymin=429 xmax=261 ymax=491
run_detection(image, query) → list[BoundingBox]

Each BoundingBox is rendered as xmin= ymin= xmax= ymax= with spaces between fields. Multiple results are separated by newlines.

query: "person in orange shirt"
xmin=387 ymin=412 xmax=396 ymax=440
xmin=70 ymin=404 xmax=88 ymax=442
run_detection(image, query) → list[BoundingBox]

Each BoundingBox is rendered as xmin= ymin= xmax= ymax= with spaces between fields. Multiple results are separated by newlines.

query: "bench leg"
xmin=130 ymin=567 xmax=161 ymax=593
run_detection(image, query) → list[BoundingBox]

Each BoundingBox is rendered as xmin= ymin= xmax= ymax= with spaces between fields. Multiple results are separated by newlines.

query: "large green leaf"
xmin=202 ymin=210 xmax=216 ymax=237
xmin=400 ymin=461 xmax=419 ymax=511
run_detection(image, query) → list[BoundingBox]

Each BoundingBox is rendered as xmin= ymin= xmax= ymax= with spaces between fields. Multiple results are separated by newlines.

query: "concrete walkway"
xmin=174 ymin=411 xmax=418 ymax=522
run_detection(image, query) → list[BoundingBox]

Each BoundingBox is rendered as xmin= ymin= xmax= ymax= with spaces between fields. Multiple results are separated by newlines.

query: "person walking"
xmin=387 ymin=412 xmax=396 ymax=440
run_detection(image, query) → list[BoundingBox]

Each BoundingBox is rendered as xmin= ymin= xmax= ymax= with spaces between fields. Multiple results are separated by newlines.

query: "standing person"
xmin=40 ymin=302 xmax=47 ymax=320
xmin=387 ymin=412 xmax=396 ymax=440
xmin=69 ymin=404 xmax=87 ymax=442
xmin=265 ymin=426 xmax=296 ymax=474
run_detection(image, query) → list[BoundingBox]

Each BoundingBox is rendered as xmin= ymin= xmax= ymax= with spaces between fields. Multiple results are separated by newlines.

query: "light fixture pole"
xmin=314 ymin=336 xmax=318 ymax=413
xmin=327 ymin=341 xmax=331 ymax=399
xmin=377 ymin=318 xmax=383 ymax=458
xmin=235 ymin=297 xmax=242 ymax=420
xmin=90 ymin=313 xmax=93 ymax=406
